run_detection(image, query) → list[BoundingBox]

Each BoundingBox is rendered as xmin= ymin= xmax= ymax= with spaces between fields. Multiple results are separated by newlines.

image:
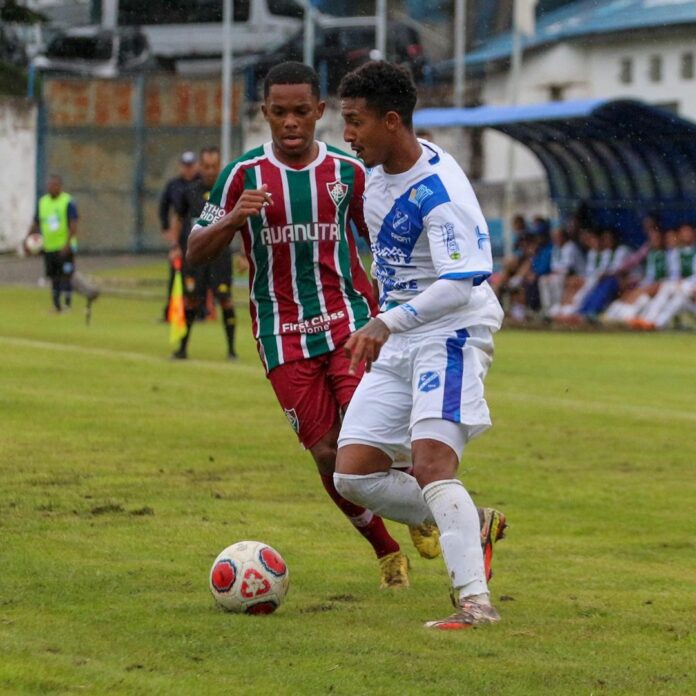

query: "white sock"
xmin=333 ymin=471 xmax=433 ymax=526
xmin=422 ymin=479 xmax=487 ymax=598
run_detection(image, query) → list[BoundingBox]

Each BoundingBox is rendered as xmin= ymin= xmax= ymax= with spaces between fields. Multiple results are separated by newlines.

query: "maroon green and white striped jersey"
xmin=193 ymin=141 xmax=377 ymax=372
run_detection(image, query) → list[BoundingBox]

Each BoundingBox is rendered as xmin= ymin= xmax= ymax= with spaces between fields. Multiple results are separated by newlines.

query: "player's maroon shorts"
xmin=267 ymin=345 xmax=365 ymax=450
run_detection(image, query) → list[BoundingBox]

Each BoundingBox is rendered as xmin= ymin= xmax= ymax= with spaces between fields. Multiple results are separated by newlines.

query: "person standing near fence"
xmin=25 ymin=174 xmax=78 ymax=313
xmin=160 ymin=151 xmax=199 ymax=321
xmin=169 ymin=146 xmax=237 ymax=360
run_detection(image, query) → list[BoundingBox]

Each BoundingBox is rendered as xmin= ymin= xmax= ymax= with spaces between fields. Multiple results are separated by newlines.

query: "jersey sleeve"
xmin=158 ymin=180 xmax=174 ymax=230
xmin=67 ymin=200 xmax=78 ymax=221
xmin=170 ymin=181 xmax=191 ymax=220
xmin=193 ymin=161 xmax=243 ymax=230
xmin=424 ymin=200 xmax=493 ymax=284
xmin=348 ymin=164 xmax=370 ymax=243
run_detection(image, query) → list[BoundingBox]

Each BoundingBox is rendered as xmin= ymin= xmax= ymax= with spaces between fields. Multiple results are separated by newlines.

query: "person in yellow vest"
xmin=25 ymin=174 xmax=78 ymax=312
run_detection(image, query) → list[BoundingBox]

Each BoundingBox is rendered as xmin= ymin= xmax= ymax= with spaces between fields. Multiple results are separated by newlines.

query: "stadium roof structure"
xmin=414 ymin=98 xmax=696 ymax=240
xmin=442 ymin=0 xmax=696 ymax=70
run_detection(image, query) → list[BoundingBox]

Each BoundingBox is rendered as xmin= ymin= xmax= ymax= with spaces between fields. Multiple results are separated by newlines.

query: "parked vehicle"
xmin=32 ymin=26 xmax=151 ymax=78
xmin=250 ymin=20 xmax=427 ymax=95
xmin=117 ymin=0 xmax=304 ymax=66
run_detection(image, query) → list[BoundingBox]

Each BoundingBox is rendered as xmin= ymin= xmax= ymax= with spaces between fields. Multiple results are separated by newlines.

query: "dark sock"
xmin=177 ymin=308 xmax=196 ymax=354
xmin=222 ymin=305 xmax=236 ymax=355
xmin=51 ymin=280 xmax=61 ymax=310
xmin=320 ymin=473 xmax=400 ymax=559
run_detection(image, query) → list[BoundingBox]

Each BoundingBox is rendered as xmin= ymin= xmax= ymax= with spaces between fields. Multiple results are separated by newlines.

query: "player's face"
xmin=262 ymin=83 xmax=325 ymax=165
xmin=199 ymin=153 xmax=221 ymax=188
xmin=47 ymin=177 xmax=61 ymax=197
xmin=179 ymin=162 xmax=197 ymax=181
xmin=341 ymin=98 xmax=391 ymax=168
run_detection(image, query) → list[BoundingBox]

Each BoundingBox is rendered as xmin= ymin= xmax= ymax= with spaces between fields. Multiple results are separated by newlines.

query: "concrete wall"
xmin=0 ymin=98 xmax=36 ymax=253
xmin=42 ymin=74 xmax=242 ymax=252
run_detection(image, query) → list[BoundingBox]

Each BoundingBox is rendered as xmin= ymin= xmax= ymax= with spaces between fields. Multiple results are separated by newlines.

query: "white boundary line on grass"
xmin=2 ymin=335 xmax=694 ymax=424
xmin=0 ymin=335 xmax=262 ymax=375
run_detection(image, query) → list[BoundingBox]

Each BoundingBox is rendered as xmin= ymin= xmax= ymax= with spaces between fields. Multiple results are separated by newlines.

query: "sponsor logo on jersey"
xmin=372 ymin=243 xmax=409 ymax=263
xmin=284 ymin=408 xmax=300 ymax=433
xmin=281 ymin=310 xmax=346 ymax=335
xmin=418 ymin=371 xmax=441 ymax=393
xmin=408 ymin=184 xmax=434 ymax=206
xmin=327 ymin=180 xmax=349 ymax=207
xmin=260 ymin=222 xmax=340 ymax=245
xmin=441 ymin=222 xmax=461 ymax=260
xmin=476 ymin=225 xmax=490 ymax=250
xmin=198 ymin=201 xmax=225 ymax=224
xmin=374 ymin=262 xmax=418 ymax=292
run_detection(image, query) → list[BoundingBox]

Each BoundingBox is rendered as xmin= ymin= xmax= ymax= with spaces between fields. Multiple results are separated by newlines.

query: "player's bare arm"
xmin=186 ymin=186 xmax=272 ymax=266
xmin=167 ymin=214 xmax=183 ymax=262
xmin=63 ymin=218 xmax=78 ymax=256
xmin=344 ymin=317 xmax=391 ymax=375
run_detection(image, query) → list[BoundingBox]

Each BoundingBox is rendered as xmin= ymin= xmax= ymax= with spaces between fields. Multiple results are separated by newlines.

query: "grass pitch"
xmin=0 ymin=265 xmax=694 ymax=695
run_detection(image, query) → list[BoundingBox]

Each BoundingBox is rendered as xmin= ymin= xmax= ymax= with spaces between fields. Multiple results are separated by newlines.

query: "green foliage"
xmin=0 ymin=278 xmax=694 ymax=694
xmin=0 ymin=60 xmax=27 ymax=97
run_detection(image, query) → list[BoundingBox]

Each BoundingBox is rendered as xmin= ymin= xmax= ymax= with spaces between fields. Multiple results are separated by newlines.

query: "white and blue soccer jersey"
xmin=364 ymin=140 xmax=503 ymax=333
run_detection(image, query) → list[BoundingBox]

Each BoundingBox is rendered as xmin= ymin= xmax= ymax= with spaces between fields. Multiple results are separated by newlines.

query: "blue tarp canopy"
xmin=414 ymin=99 xmax=696 ymax=243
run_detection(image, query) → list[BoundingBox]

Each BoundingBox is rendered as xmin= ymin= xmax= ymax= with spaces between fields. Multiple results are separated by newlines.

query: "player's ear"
xmin=316 ymin=100 xmax=326 ymax=120
xmin=384 ymin=110 xmax=401 ymax=132
xmin=261 ymin=103 xmax=269 ymax=121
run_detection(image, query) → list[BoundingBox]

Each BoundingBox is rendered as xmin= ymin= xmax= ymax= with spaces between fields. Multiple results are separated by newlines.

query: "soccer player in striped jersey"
xmin=186 ymin=62 xmax=410 ymax=588
xmin=334 ymin=61 xmax=505 ymax=629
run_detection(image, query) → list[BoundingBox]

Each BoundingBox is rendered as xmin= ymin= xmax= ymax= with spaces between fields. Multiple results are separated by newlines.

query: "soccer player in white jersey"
xmin=334 ymin=61 xmax=505 ymax=630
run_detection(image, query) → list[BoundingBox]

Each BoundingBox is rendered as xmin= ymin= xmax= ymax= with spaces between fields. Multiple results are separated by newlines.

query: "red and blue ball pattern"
xmin=258 ymin=546 xmax=287 ymax=577
xmin=210 ymin=559 xmax=237 ymax=593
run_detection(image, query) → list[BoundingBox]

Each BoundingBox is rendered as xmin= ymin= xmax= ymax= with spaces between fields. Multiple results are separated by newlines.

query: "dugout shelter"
xmin=414 ymin=98 xmax=696 ymax=246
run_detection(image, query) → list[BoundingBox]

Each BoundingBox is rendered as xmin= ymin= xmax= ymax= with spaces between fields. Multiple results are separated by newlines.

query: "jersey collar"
xmin=263 ymin=141 xmax=327 ymax=172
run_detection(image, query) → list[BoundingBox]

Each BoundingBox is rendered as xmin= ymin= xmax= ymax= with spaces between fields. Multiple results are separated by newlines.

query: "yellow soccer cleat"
xmin=408 ymin=522 xmax=441 ymax=559
xmin=378 ymin=551 xmax=410 ymax=589
xmin=479 ymin=507 xmax=507 ymax=582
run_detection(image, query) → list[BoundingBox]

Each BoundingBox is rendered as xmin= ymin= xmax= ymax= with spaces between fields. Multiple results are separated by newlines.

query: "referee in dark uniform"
xmin=159 ymin=151 xmax=198 ymax=320
xmin=169 ymin=146 xmax=237 ymax=360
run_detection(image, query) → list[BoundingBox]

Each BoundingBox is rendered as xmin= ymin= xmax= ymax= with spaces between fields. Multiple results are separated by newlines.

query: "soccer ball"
xmin=24 ymin=233 xmax=44 ymax=255
xmin=209 ymin=540 xmax=289 ymax=615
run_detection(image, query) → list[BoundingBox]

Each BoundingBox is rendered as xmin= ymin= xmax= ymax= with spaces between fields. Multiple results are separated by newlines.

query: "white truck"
xmin=117 ymin=0 xmax=305 ymax=65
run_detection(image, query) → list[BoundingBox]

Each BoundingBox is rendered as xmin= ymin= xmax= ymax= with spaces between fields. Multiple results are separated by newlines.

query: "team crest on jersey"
xmin=393 ymin=209 xmax=411 ymax=233
xmin=418 ymin=371 xmax=441 ymax=393
xmin=284 ymin=408 xmax=300 ymax=433
xmin=327 ymin=181 xmax=348 ymax=207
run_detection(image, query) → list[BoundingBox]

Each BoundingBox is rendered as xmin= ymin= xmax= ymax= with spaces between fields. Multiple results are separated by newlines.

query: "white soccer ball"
xmin=24 ymin=232 xmax=44 ymax=255
xmin=209 ymin=540 xmax=289 ymax=614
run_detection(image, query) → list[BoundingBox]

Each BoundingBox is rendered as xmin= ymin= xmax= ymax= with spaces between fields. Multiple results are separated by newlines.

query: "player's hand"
xmin=169 ymin=246 xmax=183 ymax=263
xmin=344 ymin=318 xmax=391 ymax=375
xmin=59 ymin=243 xmax=70 ymax=257
xmin=226 ymin=185 xmax=273 ymax=230
xmin=234 ymin=255 xmax=250 ymax=274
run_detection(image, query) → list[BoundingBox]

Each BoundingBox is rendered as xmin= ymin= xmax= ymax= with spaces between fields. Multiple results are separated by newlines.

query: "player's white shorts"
xmin=338 ymin=325 xmax=495 ymax=460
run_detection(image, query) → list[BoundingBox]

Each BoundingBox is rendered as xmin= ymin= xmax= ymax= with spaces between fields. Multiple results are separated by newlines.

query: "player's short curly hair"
xmin=264 ymin=61 xmax=320 ymax=99
xmin=338 ymin=61 xmax=417 ymax=127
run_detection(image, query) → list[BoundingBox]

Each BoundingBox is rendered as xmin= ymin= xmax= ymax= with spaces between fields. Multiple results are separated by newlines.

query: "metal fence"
xmin=40 ymin=73 xmax=242 ymax=253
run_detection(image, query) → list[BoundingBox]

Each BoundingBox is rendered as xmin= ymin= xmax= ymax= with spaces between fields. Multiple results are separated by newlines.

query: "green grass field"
xmin=1 ymin=267 xmax=694 ymax=695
